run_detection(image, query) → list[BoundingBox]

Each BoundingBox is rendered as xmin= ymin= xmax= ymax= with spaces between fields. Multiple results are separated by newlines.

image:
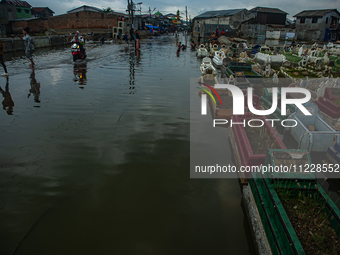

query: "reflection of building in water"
xmin=73 ymin=62 xmax=87 ymax=87
xmin=0 ymin=77 xmax=14 ymax=115
xmin=28 ymin=69 xmax=41 ymax=103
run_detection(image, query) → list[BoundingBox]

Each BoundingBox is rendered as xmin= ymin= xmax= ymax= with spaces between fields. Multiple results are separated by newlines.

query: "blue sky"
xmin=27 ymin=0 xmax=340 ymax=19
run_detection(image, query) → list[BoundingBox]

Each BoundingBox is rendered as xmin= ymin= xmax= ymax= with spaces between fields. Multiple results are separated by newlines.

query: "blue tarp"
xmin=146 ymin=25 xmax=165 ymax=29
xmin=146 ymin=25 xmax=159 ymax=29
xmin=251 ymin=44 xmax=261 ymax=55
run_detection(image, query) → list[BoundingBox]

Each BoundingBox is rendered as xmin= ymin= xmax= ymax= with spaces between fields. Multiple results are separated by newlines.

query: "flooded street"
xmin=0 ymin=35 xmax=254 ymax=255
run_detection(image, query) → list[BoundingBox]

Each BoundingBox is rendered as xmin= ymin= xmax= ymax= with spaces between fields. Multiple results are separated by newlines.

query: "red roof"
xmin=32 ymin=7 xmax=54 ymax=13
xmin=6 ymin=0 xmax=31 ymax=8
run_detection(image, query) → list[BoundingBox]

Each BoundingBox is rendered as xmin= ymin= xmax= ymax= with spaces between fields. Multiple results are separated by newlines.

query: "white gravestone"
xmin=317 ymin=82 xmax=327 ymax=98
xmin=272 ymin=73 xmax=279 ymax=84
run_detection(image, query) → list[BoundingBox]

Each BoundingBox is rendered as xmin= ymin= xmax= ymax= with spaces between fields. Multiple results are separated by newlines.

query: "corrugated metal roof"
xmin=294 ymin=9 xmax=340 ymax=17
xmin=32 ymin=7 xmax=54 ymax=13
xmin=67 ymin=5 xmax=104 ymax=13
xmin=250 ymin=7 xmax=287 ymax=15
xmin=194 ymin=9 xmax=245 ymax=19
xmin=6 ymin=0 xmax=31 ymax=7
xmin=164 ymin=13 xmax=176 ymax=17
xmin=11 ymin=17 xmax=40 ymax=21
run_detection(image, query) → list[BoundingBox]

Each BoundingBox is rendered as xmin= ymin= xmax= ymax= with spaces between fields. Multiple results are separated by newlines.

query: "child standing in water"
xmin=21 ymin=27 xmax=35 ymax=67
xmin=123 ymin=32 xmax=129 ymax=43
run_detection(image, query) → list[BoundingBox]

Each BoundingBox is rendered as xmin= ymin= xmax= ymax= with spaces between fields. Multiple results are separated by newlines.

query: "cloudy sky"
xmin=28 ymin=0 xmax=340 ymax=19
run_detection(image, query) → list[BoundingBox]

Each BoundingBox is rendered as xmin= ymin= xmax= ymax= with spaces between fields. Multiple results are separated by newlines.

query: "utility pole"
xmin=127 ymin=0 xmax=135 ymax=29
xmin=127 ymin=0 xmax=131 ymax=27
xmin=159 ymin=14 xmax=162 ymax=35
xmin=131 ymin=1 xmax=134 ymax=30
xmin=185 ymin=6 xmax=188 ymax=26
xmin=135 ymin=2 xmax=143 ymax=30
xmin=148 ymin=7 xmax=156 ymax=27
xmin=127 ymin=0 xmax=135 ymax=51
xmin=148 ymin=7 xmax=151 ymax=28
xmin=127 ymin=0 xmax=136 ymax=94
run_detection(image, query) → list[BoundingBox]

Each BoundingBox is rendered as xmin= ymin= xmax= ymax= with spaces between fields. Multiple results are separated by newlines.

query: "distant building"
xmin=67 ymin=5 xmax=104 ymax=14
xmin=0 ymin=0 xmax=32 ymax=34
xmin=286 ymin=18 xmax=294 ymax=26
xmin=154 ymin=11 xmax=163 ymax=18
xmin=112 ymin=14 xmax=144 ymax=39
xmin=45 ymin=5 xmax=123 ymax=37
xmin=112 ymin=15 xmax=128 ymax=39
xmin=164 ymin=13 xmax=176 ymax=19
xmin=240 ymin=7 xmax=293 ymax=40
xmin=0 ymin=0 xmax=31 ymax=18
xmin=11 ymin=17 xmax=46 ymax=34
xmin=250 ymin=7 xmax=287 ymax=26
xmin=31 ymin=7 xmax=54 ymax=19
xmin=192 ymin=9 xmax=255 ymax=37
xmin=294 ymin=9 xmax=340 ymax=42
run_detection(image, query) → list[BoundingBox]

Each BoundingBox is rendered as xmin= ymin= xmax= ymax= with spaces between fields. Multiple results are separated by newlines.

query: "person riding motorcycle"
xmin=71 ymin=31 xmax=85 ymax=56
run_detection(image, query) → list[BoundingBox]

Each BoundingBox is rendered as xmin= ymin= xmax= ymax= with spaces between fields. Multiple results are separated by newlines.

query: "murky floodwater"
xmin=0 ymin=35 xmax=254 ymax=255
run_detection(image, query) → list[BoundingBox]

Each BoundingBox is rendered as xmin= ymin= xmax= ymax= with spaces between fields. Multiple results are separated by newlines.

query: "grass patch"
xmin=286 ymin=69 xmax=320 ymax=78
xmin=243 ymin=70 xmax=259 ymax=76
xmin=276 ymin=184 xmax=340 ymax=255
xmin=278 ymin=72 xmax=286 ymax=78
xmin=244 ymin=125 xmax=277 ymax=154
xmin=334 ymin=58 xmax=340 ymax=68
xmin=283 ymin=52 xmax=302 ymax=63
xmin=333 ymin=98 xmax=340 ymax=106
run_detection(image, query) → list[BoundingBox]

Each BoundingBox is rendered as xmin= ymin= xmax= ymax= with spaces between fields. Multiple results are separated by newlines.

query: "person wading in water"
xmin=20 ymin=27 xmax=35 ymax=67
xmin=135 ymin=30 xmax=141 ymax=50
xmin=0 ymin=39 xmax=9 ymax=76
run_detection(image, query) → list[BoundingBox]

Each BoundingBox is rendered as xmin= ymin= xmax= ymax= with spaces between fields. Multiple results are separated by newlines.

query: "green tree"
xmin=103 ymin=7 xmax=113 ymax=13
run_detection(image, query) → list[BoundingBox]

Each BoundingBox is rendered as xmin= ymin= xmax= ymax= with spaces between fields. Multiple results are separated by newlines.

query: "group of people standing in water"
xmin=0 ymin=27 xmax=36 ymax=115
xmin=0 ymin=26 xmax=144 ymax=77
xmin=118 ymin=28 xmax=142 ymax=50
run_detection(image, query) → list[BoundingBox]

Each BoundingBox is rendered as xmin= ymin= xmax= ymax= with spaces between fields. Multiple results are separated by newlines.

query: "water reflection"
xmin=136 ymin=49 xmax=141 ymax=63
xmin=73 ymin=62 xmax=87 ymax=87
xmin=0 ymin=77 xmax=14 ymax=115
xmin=0 ymin=36 xmax=254 ymax=255
xmin=129 ymin=52 xmax=136 ymax=94
xmin=28 ymin=69 xmax=41 ymax=104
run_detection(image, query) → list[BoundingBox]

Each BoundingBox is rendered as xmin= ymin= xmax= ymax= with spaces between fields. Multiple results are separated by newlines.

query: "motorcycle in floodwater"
xmin=71 ymin=41 xmax=86 ymax=62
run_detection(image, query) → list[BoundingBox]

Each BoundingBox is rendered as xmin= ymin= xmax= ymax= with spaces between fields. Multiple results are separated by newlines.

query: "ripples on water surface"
xmin=0 ymin=35 xmax=254 ymax=255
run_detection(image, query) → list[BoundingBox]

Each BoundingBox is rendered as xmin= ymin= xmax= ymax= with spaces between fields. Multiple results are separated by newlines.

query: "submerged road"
xmin=0 ymin=35 xmax=255 ymax=255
